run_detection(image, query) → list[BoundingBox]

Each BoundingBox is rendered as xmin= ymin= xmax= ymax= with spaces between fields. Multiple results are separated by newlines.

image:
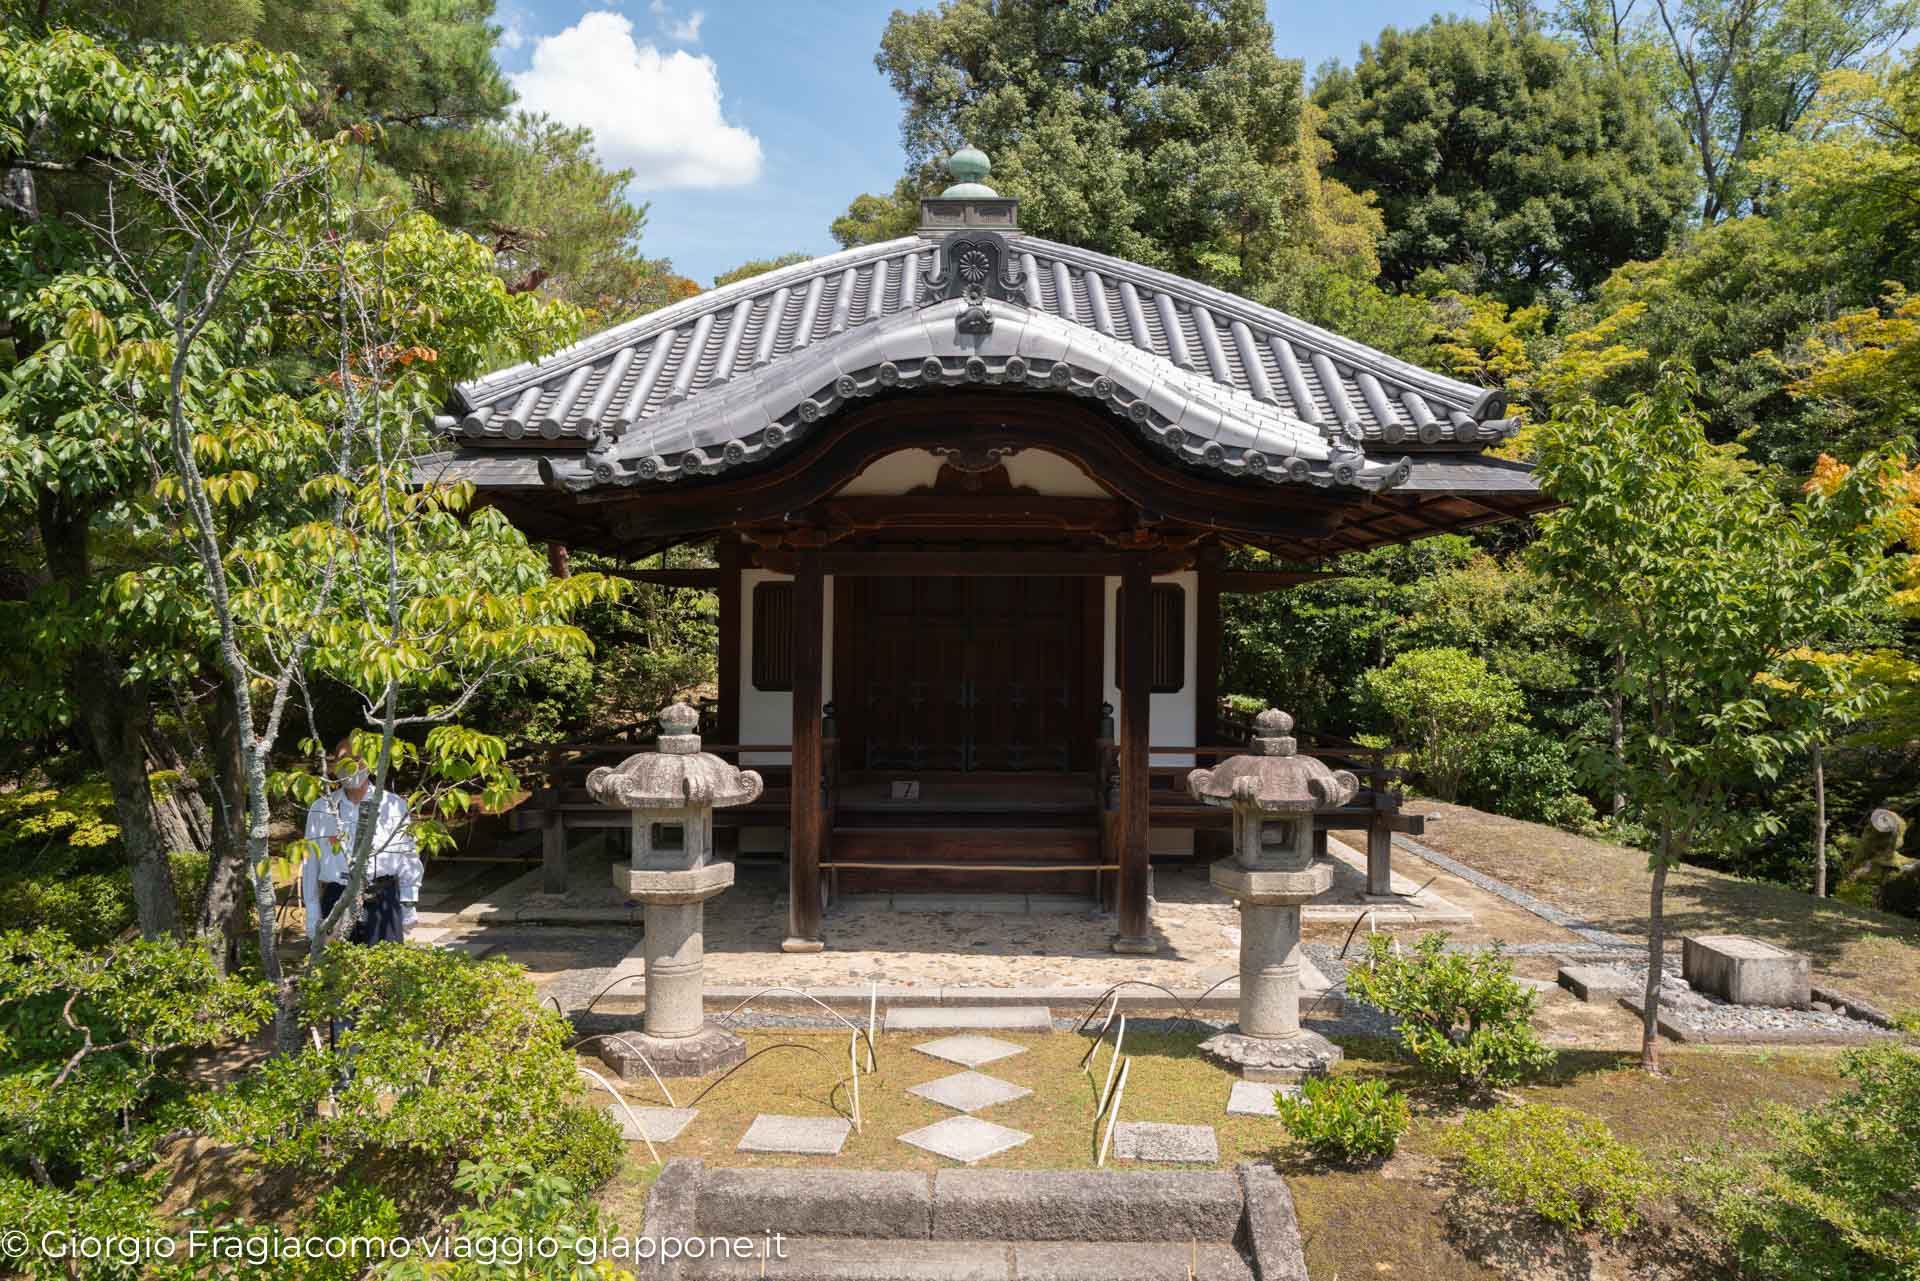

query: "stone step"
xmin=682 ymin=1238 xmax=1255 ymax=1281
xmin=884 ymin=1006 xmax=1052 ymax=1032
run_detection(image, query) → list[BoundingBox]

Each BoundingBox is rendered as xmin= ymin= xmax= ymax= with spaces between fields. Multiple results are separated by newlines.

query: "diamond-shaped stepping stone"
xmin=885 ymin=1006 xmax=1051 ymax=1032
xmin=1225 ymin=1080 xmax=1297 ymax=1117
xmin=908 ymin=1070 xmax=1033 ymax=1114
xmin=1115 ymin=1121 xmax=1219 ymax=1163
xmin=898 ymin=1115 xmax=1032 ymax=1164
xmin=604 ymin=1104 xmax=698 ymax=1142
xmin=737 ymin=1114 xmax=851 ymax=1156
xmin=915 ymin=1034 xmax=1027 ymax=1068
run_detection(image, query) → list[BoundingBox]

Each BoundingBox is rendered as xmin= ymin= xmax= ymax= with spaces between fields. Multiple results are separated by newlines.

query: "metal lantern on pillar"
xmin=1186 ymin=709 xmax=1354 ymax=1080
xmin=586 ymin=702 xmax=760 ymax=1076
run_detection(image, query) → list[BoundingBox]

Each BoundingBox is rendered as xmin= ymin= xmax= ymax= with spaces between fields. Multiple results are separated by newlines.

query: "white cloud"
xmin=510 ymin=11 xmax=761 ymax=190
xmin=496 ymin=21 xmax=526 ymax=51
xmin=648 ymin=0 xmax=705 ymax=43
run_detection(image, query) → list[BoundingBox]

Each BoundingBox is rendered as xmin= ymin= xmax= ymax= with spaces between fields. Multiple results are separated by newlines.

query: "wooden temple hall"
xmin=435 ymin=149 xmax=1548 ymax=954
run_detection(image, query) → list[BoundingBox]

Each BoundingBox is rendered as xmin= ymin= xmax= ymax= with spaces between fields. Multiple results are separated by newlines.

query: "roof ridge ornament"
xmin=922 ymin=228 xmax=1026 ymax=335
xmin=920 ymin=144 xmax=1020 ymax=236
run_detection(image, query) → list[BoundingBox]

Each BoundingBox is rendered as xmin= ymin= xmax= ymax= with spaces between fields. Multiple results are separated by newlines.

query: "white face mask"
xmin=341 ymin=766 xmax=370 ymax=790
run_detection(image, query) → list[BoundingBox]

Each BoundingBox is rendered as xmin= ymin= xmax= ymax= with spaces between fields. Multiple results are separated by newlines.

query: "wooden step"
xmin=827 ymin=826 xmax=1102 ymax=894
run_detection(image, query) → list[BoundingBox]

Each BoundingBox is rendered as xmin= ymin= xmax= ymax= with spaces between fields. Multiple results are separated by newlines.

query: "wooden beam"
xmin=1195 ymin=550 xmax=1222 ymax=755
xmin=752 ymin=548 xmax=1195 ymax=577
xmin=1114 ymin=556 xmax=1155 ymax=953
xmin=816 ymin=495 xmax=1134 ymax=532
xmin=783 ymin=550 xmax=826 ymax=953
xmin=605 ymin=566 xmax=723 ymax=588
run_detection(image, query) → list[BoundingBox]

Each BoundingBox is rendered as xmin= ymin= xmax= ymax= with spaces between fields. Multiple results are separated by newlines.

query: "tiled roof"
xmin=443 ymin=233 xmax=1518 ymax=494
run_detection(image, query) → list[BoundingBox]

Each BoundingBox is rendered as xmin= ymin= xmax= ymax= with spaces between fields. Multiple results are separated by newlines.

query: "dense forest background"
xmin=7 ymin=0 xmax=1920 ymax=953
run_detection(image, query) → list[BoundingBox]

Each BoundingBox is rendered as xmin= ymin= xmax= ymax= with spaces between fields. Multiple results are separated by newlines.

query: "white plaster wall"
xmin=1102 ymin=570 xmax=1199 ymax=855
xmin=738 ymin=568 xmax=832 ymax=854
xmin=832 ymin=447 xmax=1112 ymax=497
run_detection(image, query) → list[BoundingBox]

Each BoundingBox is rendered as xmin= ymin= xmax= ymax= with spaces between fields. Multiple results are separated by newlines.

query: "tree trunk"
xmin=195 ymin=674 xmax=254 ymax=970
xmin=1640 ymin=840 xmax=1670 ymax=1073
xmin=38 ymin=496 xmax=182 ymax=940
xmin=1811 ymin=739 xmax=1827 ymax=899
xmin=1610 ymin=651 xmax=1627 ymax=818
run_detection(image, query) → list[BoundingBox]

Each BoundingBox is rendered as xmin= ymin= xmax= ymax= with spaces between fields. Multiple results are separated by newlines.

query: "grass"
xmin=1408 ymin=798 xmax=1920 ymax=1020
xmin=588 ymin=1024 xmax=1854 ymax=1281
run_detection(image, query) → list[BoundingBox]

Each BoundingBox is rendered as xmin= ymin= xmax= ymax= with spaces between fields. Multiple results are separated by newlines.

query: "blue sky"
xmin=492 ymin=1 xmax=1462 ymax=285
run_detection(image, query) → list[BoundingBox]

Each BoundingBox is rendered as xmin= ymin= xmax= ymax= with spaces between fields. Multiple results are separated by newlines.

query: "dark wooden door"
xmin=847 ymin=576 xmax=1083 ymax=772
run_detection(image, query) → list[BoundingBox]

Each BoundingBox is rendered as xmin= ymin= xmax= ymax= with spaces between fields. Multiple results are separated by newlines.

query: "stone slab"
xmin=898 ymin=1116 xmax=1032 ymax=1164
xmin=1225 ymin=1080 xmax=1296 ymax=1117
xmin=737 ymin=1114 xmax=852 ymax=1156
xmin=1558 ymin=964 xmax=1643 ymax=1003
xmin=696 ymin=1169 xmax=929 ymax=1240
xmin=910 ymin=1070 xmax=1033 ymax=1114
xmin=1010 ymin=1243 xmax=1255 ymax=1281
xmin=1237 ymin=1164 xmax=1309 ymax=1281
xmin=636 ymin=1158 xmax=701 ymax=1281
xmin=933 ymin=1170 xmax=1243 ymax=1242
xmin=915 ymin=1035 xmax=1027 ymax=1068
xmin=683 ymin=1239 xmax=1007 ymax=1281
xmin=1114 ymin=1122 xmax=1219 ymax=1164
xmin=604 ymin=1104 xmax=698 ymax=1142
xmin=885 ymin=1006 xmax=1051 ymax=1032
xmin=1682 ymin=934 xmax=1811 ymax=1008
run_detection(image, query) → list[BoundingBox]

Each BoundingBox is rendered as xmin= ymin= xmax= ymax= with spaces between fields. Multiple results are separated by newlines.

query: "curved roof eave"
xmin=446 ymin=233 xmax=1517 ymax=459
xmin=536 ymin=299 xmax=1411 ymax=495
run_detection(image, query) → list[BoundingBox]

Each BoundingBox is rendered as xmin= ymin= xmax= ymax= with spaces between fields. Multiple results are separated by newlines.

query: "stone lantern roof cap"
xmin=1187 ymin=708 xmax=1360 ymax=814
xmin=587 ymin=702 xmax=764 ymax=811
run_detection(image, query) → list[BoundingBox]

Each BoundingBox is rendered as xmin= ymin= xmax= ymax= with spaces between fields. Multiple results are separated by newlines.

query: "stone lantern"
xmin=587 ymin=702 xmax=761 ymax=1076
xmin=1187 ymin=709 xmax=1355 ymax=1081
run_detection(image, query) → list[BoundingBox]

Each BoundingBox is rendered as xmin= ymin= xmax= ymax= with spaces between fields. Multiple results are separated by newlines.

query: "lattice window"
xmin=751 ymin=581 xmax=794 ymax=691
xmin=1115 ymin=584 xmax=1185 ymax=693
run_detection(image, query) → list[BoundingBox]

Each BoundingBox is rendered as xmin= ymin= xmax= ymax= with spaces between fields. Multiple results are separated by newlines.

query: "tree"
xmin=841 ymin=0 xmax=1373 ymax=297
xmin=712 ymin=252 xmax=809 ymax=290
xmin=1643 ymin=0 xmax=1918 ymax=221
xmin=1532 ymin=367 xmax=1902 ymax=1069
xmin=1313 ymin=15 xmax=1696 ymax=306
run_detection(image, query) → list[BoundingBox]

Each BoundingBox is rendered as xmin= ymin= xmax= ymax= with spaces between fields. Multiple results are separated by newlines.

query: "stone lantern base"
xmin=599 ymin=1025 xmax=746 ymax=1080
xmin=1199 ymin=1028 xmax=1343 ymax=1083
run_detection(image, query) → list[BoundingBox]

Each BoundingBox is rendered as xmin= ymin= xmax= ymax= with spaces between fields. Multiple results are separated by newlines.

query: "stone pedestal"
xmin=586 ymin=703 xmax=759 ymax=1078
xmin=1187 ymin=710 xmax=1357 ymax=1083
xmin=1682 ymin=934 xmax=1811 ymax=1009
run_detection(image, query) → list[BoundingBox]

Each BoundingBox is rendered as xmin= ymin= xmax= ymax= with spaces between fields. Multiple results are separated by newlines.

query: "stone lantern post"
xmin=587 ymin=702 xmax=760 ymax=1076
xmin=1187 ymin=709 xmax=1355 ymax=1081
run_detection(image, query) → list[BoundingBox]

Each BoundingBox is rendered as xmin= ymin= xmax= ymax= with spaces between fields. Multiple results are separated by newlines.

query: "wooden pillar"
xmin=1366 ymin=815 xmax=1395 ymax=898
xmin=540 ymin=748 xmax=567 ymax=893
xmin=1194 ymin=547 xmax=1227 ymax=862
xmin=1114 ymin=558 xmax=1155 ymax=953
xmin=783 ymin=550 xmax=826 ymax=952
xmin=715 ymin=536 xmax=742 ymax=860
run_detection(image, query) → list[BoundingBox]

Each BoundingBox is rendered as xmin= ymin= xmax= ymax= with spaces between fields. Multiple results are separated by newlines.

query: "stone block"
xmin=1225 ymin=1080 xmax=1296 ymax=1117
xmin=600 ymin=1027 xmax=746 ymax=1079
xmin=618 ymin=861 xmax=735 ymax=903
xmin=1199 ymin=1029 xmax=1341 ymax=1082
xmin=1210 ymin=861 xmax=1332 ymax=905
xmin=682 ymin=1239 xmax=1008 ymax=1281
xmin=885 ymin=1006 xmax=1051 ymax=1032
xmin=1009 ymin=1242 xmax=1255 ymax=1280
xmin=933 ymin=1170 xmax=1242 ymax=1242
xmin=1682 ymin=934 xmax=1811 ymax=1008
xmin=1557 ymin=964 xmax=1641 ymax=1003
xmin=695 ymin=1169 xmax=928 ymax=1239
xmin=914 ymin=1035 xmax=1026 ymax=1068
xmin=736 ymin=1114 xmax=852 ymax=1156
xmin=1237 ymin=1164 xmax=1309 ymax=1281
xmin=636 ymin=1158 xmax=702 ymax=1281
xmin=1114 ymin=1122 xmax=1219 ymax=1163
xmin=897 ymin=1116 xmax=1031 ymax=1164
xmin=605 ymin=1104 xmax=698 ymax=1142
xmin=909 ymin=1070 xmax=1032 ymax=1114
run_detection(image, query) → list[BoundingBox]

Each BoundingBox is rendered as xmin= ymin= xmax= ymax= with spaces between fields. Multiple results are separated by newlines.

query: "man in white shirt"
xmin=300 ymin=736 xmax=423 ymax=945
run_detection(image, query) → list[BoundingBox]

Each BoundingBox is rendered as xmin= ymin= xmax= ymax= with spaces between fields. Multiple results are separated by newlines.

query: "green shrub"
xmin=1440 ymin=1104 xmax=1660 ymax=1239
xmin=214 ymin=943 xmax=622 ymax=1195
xmin=1274 ymin=1074 xmax=1409 ymax=1164
xmin=1345 ymin=932 xmax=1555 ymax=1090
xmin=1460 ymin=725 xmax=1598 ymax=833
xmin=391 ymin=1160 xmax=636 ymax=1281
xmin=1360 ymin=647 xmax=1524 ymax=801
xmin=1709 ymin=1042 xmax=1920 ymax=1280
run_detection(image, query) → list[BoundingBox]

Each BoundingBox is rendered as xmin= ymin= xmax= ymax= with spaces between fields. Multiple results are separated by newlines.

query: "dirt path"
xmin=1403 ymin=799 xmax=1920 ymax=1020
